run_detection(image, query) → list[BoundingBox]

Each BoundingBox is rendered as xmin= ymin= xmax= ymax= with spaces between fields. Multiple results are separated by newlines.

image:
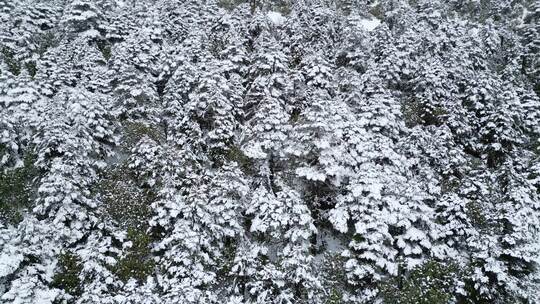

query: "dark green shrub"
xmin=381 ymin=260 xmax=459 ymax=304
xmin=217 ymin=0 xmax=291 ymax=15
xmin=113 ymin=227 xmax=155 ymax=282
xmin=217 ymin=0 xmax=247 ymax=11
xmin=320 ymin=253 xmax=347 ymax=304
xmin=465 ymin=200 xmax=488 ymax=229
xmin=120 ymin=121 xmax=164 ymax=151
xmin=96 ymin=164 xmax=157 ymax=282
xmin=1 ymin=46 xmax=21 ymax=75
xmin=369 ymin=3 xmax=385 ymax=20
xmin=96 ymin=164 xmax=154 ymax=229
xmin=51 ymin=252 xmax=83 ymax=296
xmin=440 ymin=175 xmax=460 ymax=193
xmin=325 ymin=288 xmax=342 ymax=304
xmin=96 ymin=40 xmax=112 ymax=61
xmin=0 ymin=153 xmax=39 ymax=224
xmin=271 ymin=0 xmax=291 ymax=15
xmin=402 ymin=101 xmax=422 ymax=127
xmin=459 ymin=260 xmax=500 ymax=304
xmin=25 ymin=61 xmax=37 ymax=77
xmin=217 ymin=238 xmax=237 ymax=278
xmin=289 ymin=107 xmax=301 ymax=123
xmin=36 ymin=32 xmax=58 ymax=56
xmin=402 ymin=100 xmax=447 ymax=127
xmin=209 ymin=144 xmax=255 ymax=174
xmin=225 ymin=145 xmax=255 ymax=173
xmin=0 ymin=143 xmax=7 ymax=165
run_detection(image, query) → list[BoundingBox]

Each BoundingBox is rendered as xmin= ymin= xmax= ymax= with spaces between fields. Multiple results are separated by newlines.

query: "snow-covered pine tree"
xmin=1 ymin=1 xmax=540 ymax=303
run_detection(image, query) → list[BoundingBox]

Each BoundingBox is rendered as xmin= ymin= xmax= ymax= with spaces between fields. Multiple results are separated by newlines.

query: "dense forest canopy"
xmin=1 ymin=0 xmax=540 ymax=303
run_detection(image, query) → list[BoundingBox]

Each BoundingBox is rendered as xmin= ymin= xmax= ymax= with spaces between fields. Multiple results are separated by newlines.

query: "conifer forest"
xmin=1 ymin=0 xmax=540 ymax=303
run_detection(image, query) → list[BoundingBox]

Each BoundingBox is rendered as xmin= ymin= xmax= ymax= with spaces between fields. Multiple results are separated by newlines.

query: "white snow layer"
xmin=267 ymin=11 xmax=286 ymax=26
xmin=0 ymin=253 xmax=23 ymax=277
xmin=358 ymin=18 xmax=381 ymax=32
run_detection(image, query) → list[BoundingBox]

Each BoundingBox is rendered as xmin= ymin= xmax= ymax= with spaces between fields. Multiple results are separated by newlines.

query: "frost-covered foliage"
xmin=1 ymin=0 xmax=540 ymax=303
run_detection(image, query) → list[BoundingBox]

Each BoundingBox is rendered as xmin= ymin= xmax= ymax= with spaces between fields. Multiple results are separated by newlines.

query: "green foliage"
xmin=97 ymin=123 xmax=162 ymax=230
xmin=289 ymin=46 xmax=304 ymax=68
xmin=369 ymin=3 xmax=385 ymax=20
xmin=325 ymin=288 xmax=342 ymax=304
xmin=289 ymin=107 xmax=301 ymax=123
xmin=381 ymin=261 xmax=458 ymax=304
xmin=225 ymin=145 xmax=255 ymax=173
xmin=334 ymin=1 xmax=349 ymax=16
xmin=25 ymin=61 xmax=37 ymax=77
xmin=0 ymin=143 xmax=6 ymax=162
xmin=1 ymin=46 xmax=21 ymax=75
xmin=427 ymin=107 xmax=448 ymax=125
xmin=217 ymin=238 xmax=237 ymax=278
xmin=96 ymin=40 xmax=112 ymax=61
xmin=271 ymin=0 xmax=291 ymax=15
xmin=459 ymin=261 xmax=497 ymax=304
xmin=402 ymin=101 xmax=447 ymax=127
xmin=217 ymin=0 xmax=247 ymax=11
xmin=51 ymin=252 xmax=83 ymax=296
xmin=466 ymin=200 xmax=488 ymax=229
xmin=402 ymin=101 xmax=422 ymax=128
xmin=335 ymin=53 xmax=350 ymax=69
xmin=352 ymin=234 xmax=364 ymax=243
xmin=320 ymin=253 xmax=347 ymax=304
xmin=209 ymin=33 xmax=228 ymax=58
xmin=209 ymin=145 xmax=255 ymax=174
xmin=217 ymin=0 xmax=291 ymax=14
xmin=440 ymin=176 xmax=460 ymax=193
xmin=303 ymin=181 xmax=337 ymax=217
xmin=121 ymin=121 xmax=164 ymax=151
xmin=96 ymin=164 xmax=154 ymax=229
xmin=35 ymin=32 xmax=58 ymax=56
xmin=113 ymin=227 xmax=155 ymax=282
xmin=0 ymin=47 xmax=37 ymax=76
xmin=0 ymin=153 xmax=39 ymax=224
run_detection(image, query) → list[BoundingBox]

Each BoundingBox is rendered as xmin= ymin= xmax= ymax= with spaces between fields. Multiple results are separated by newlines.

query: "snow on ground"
xmin=314 ymin=229 xmax=348 ymax=263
